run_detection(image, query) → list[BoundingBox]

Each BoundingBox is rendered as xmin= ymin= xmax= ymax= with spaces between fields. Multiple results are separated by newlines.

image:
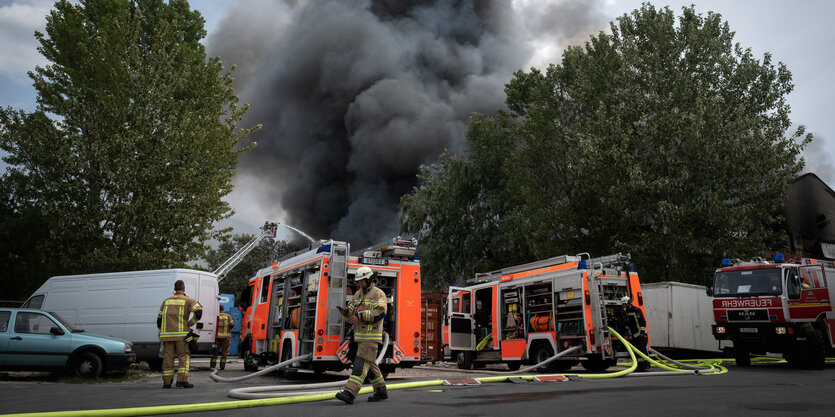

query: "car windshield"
xmin=48 ymin=312 xmax=84 ymax=332
xmin=713 ymin=267 xmax=783 ymax=297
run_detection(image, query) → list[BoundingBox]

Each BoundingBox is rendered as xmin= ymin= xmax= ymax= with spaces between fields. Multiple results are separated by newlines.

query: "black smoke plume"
xmin=207 ymin=0 xmax=605 ymax=247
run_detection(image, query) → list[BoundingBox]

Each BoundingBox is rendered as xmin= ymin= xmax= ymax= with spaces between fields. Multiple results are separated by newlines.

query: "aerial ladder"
xmin=214 ymin=221 xmax=278 ymax=282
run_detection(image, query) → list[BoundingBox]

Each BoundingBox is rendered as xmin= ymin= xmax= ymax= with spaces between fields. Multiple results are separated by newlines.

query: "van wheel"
xmin=72 ymin=352 xmax=104 ymax=378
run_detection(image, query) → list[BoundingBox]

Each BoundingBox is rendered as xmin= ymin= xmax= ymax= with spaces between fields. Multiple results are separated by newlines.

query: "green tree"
xmin=402 ymin=4 xmax=809 ymax=285
xmin=204 ymin=234 xmax=300 ymax=296
xmin=400 ymin=113 xmax=529 ymax=288
xmin=0 ymin=0 xmax=259 ymax=300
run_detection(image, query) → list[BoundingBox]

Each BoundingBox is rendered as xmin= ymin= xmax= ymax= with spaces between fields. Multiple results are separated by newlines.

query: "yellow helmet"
xmin=621 ymin=296 xmax=632 ymax=305
xmin=354 ymin=266 xmax=373 ymax=282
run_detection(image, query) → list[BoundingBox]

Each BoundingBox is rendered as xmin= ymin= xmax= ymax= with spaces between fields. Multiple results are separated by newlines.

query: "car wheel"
xmin=72 ymin=352 xmax=104 ymax=378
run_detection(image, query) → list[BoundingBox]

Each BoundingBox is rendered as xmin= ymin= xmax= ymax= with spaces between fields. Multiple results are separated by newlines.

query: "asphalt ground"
xmin=1 ymin=357 xmax=834 ymax=416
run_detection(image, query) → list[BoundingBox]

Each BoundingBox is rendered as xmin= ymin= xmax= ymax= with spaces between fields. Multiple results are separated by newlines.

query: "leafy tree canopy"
xmin=402 ymin=4 xmax=809 ymax=288
xmin=0 ymin=0 xmax=259 ymax=300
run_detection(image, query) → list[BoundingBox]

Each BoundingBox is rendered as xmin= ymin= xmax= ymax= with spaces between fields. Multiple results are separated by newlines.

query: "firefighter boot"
xmin=335 ymin=390 xmax=355 ymax=404
xmin=176 ymin=381 xmax=194 ymax=388
xmin=368 ymin=387 xmax=388 ymax=402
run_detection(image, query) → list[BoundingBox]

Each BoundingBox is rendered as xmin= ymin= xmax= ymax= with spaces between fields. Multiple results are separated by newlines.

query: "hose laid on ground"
xmin=224 ymin=332 xmax=390 ymax=399
xmin=6 ymin=329 xmax=721 ymax=417
xmin=417 ymin=345 xmax=583 ymax=375
xmin=209 ymin=354 xmax=313 ymax=383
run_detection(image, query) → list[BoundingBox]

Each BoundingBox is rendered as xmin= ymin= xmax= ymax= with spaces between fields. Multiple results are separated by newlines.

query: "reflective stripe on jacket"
xmin=217 ymin=313 xmax=234 ymax=339
xmin=344 ymin=283 xmax=387 ymax=343
xmin=158 ymin=291 xmax=202 ymax=341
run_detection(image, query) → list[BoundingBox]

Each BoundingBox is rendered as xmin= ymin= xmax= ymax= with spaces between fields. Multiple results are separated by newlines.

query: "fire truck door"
xmin=448 ymin=287 xmax=474 ymax=351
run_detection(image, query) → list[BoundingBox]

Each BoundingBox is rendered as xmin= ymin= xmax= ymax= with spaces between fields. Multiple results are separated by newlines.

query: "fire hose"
xmin=8 ymin=329 xmax=726 ymax=416
xmin=211 ymin=332 xmax=390 ymax=399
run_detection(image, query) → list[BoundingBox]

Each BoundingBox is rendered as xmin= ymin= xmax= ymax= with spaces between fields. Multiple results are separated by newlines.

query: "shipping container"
xmin=642 ymin=281 xmax=729 ymax=353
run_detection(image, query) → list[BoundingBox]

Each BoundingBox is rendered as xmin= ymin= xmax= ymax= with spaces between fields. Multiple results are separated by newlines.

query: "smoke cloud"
xmin=207 ymin=0 xmax=605 ymax=247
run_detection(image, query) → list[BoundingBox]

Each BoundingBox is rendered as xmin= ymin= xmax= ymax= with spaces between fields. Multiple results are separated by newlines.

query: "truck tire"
xmin=243 ymin=349 xmax=259 ymax=372
xmin=802 ymin=329 xmax=826 ymax=370
xmin=456 ymin=351 xmax=473 ymax=370
xmin=733 ymin=342 xmax=751 ymax=367
xmin=581 ymin=357 xmax=614 ymax=372
xmin=530 ymin=343 xmax=555 ymax=372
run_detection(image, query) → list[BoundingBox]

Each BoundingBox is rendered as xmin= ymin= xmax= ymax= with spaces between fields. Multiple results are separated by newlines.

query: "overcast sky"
xmin=1 ymin=0 xmax=833 ymax=239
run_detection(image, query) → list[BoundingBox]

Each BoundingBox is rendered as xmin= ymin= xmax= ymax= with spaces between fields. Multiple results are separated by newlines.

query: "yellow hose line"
xmin=4 ymin=379 xmax=449 ymax=417
xmin=7 ymin=327 xmax=728 ymax=416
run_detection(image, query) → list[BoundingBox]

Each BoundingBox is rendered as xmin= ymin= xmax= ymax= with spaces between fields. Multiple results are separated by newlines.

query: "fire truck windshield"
xmin=713 ymin=267 xmax=783 ymax=297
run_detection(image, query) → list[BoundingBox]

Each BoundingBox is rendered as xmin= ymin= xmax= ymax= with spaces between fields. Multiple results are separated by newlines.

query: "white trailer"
xmin=642 ymin=281 xmax=729 ymax=353
xmin=22 ymin=269 xmax=219 ymax=364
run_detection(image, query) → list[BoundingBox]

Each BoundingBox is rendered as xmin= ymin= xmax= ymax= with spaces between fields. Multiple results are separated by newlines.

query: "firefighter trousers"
xmin=211 ymin=338 xmax=230 ymax=369
xmin=344 ymin=342 xmax=386 ymax=397
xmin=162 ymin=340 xmax=190 ymax=384
xmin=631 ymin=334 xmax=650 ymax=371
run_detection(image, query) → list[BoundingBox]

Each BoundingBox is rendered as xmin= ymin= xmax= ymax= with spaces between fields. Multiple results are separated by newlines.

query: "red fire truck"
xmin=709 ymin=255 xmax=835 ymax=368
xmin=446 ymin=253 xmax=646 ymax=372
xmin=238 ymin=239 xmax=422 ymax=376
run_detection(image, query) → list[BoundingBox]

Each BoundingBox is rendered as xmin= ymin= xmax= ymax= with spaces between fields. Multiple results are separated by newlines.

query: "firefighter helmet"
xmin=354 ymin=266 xmax=373 ymax=282
xmin=621 ymin=296 xmax=632 ymax=305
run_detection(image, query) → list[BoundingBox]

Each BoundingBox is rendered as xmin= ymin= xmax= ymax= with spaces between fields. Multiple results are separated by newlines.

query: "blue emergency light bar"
xmin=720 ymin=258 xmax=731 ymax=267
xmin=774 ymin=253 xmax=784 ymax=263
xmin=578 ymin=260 xmax=587 ymax=269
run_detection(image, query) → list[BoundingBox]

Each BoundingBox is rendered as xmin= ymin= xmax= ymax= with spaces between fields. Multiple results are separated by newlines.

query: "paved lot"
xmin=1 ymin=358 xmax=834 ymax=416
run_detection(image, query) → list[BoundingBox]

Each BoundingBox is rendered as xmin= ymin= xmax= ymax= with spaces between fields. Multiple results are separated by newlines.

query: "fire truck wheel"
xmin=279 ymin=347 xmax=301 ymax=380
xmin=506 ymin=362 xmax=521 ymax=371
xmin=795 ymin=328 xmax=826 ymax=370
xmin=456 ymin=351 xmax=473 ymax=370
xmin=530 ymin=344 xmax=556 ymax=372
xmin=243 ymin=350 xmax=259 ymax=372
xmin=733 ymin=343 xmax=751 ymax=367
xmin=581 ymin=357 xmax=614 ymax=372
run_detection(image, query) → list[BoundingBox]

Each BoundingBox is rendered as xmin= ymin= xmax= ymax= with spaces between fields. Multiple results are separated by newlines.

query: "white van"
xmin=22 ymin=269 xmax=219 ymax=364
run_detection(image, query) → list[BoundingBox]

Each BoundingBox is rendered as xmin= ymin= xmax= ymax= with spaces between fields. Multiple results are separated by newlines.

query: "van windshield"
xmin=49 ymin=312 xmax=84 ymax=332
xmin=22 ymin=295 xmax=44 ymax=309
xmin=713 ymin=267 xmax=783 ymax=297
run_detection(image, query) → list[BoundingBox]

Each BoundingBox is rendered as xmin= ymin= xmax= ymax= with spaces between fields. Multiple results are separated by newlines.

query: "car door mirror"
xmin=50 ymin=326 xmax=65 ymax=336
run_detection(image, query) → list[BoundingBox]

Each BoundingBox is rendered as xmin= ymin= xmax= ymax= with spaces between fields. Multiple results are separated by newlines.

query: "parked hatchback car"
xmin=0 ymin=308 xmax=135 ymax=378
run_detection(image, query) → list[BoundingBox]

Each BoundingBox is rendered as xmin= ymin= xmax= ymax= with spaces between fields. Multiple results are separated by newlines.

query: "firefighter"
xmin=211 ymin=305 xmax=235 ymax=370
xmin=335 ymin=266 xmax=388 ymax=404
xmin=157 ymin=280 xmax=203 ymax=388
xmin=621 ymin=296 xmax=650 ymax=372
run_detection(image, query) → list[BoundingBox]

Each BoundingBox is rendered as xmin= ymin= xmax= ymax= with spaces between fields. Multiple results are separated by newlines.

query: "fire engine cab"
xmin=446 ymin=253 xmax=646 ymax=372
xmin=238 ymin=238 xmax=422 ymax=376
xmin=709 ymin=255 xmax=835 ymax=369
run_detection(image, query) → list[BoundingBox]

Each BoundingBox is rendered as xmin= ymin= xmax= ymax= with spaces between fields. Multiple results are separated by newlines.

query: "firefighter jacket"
xmin=217 ymin=312 xmax=234 ymax=340
xmin=624 ymin=305 xmax=647 ymax=338
xmin=344 ymin=283 xmax=387 ymax=343
xmin=158 ymin=291 xmax=202 ymax=341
